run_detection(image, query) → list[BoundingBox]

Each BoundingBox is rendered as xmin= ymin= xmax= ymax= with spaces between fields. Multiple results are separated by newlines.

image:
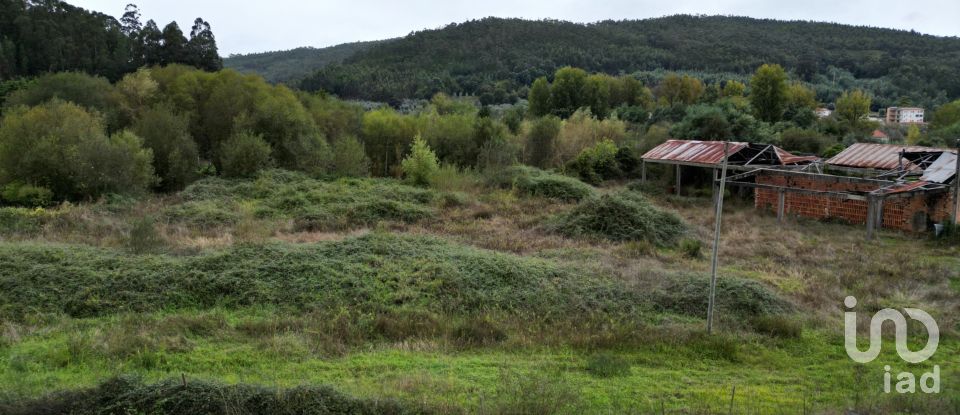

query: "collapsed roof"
xmin=641 ymin=140 xmax=818 ymax=169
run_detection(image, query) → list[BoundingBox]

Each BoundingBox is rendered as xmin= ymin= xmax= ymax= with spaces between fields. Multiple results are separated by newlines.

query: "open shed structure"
xmin=641 ymin=139 xmax=960 ymax=237
xmin=640 ymin=140 xmax=818 ymax=195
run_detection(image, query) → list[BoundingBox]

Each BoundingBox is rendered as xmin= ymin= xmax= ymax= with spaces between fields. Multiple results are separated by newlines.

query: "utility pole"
xmin=953 ymin=139 xmax=960 ymax=224
xmin=706 ymin=142 xmax=729 ymax=334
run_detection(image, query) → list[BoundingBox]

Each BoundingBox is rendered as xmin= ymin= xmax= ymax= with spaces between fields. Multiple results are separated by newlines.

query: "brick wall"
xmin=754 ymin=172 xmax=957 ymax=232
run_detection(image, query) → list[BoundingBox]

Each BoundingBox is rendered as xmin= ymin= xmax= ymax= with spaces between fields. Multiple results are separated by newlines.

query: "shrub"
xmin=132 ymin=105 xmax=200 ymax=191
xmin=329 ymin=135 xmax=371 ymax=177
xmin=548 ymin=191 xmax=686 ymax=245
xmin=1 ymin=182 xmax=53 ymax=207
xmin=585 ymin=352 xmax=631 ymax=378
xmin=0 ymin=100 xmax=155 ymax=200
xmin=655 ymin=275 xmax=793 ymax=319
xmin=489 ymin=166 xmax=594 ymax=202
xmin=566 ymin=139 xmax=621 ymax=184
xmin=400 ymin=135 xmax=440 ymax=186
xmin=219 ymin=131 xmax=273 ymax=178
xmin=679 ymin=239 xmax=702 ymax=258
xmin=752 ymin=315 xmax=803 ymax=339
xmin=779 ymin=128 xmax=831 ymax=155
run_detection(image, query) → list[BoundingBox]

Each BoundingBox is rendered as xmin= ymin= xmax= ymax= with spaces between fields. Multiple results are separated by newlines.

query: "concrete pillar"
xmin=866 ymin=196 xmax=877 ymax=240
xmin=641 ymin=161 xmax=647 ymax=185
xmin=675 ymin=165 xmax=682 ymax=196
xmin=777 ymin=189 xmax=786 ymax=223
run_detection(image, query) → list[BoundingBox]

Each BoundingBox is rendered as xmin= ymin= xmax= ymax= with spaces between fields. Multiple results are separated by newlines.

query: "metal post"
xmin=953 ymin=139 xmax=960 ymax=223
xmin=675 ymin=165 xmax=682 ymax=196
xmin=777 ymin=189 xmax=786 ymax=223
xmin=706 ymin=142 xmax=729 ymax=334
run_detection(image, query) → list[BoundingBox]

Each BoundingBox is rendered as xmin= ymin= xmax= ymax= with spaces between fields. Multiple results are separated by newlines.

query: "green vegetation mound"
xmin=656 ymin=275 xmax=794 ymax=318
xmin=0 ymin=376 xmax=417 ymax=415
xmin=166 ymin=169 xmax=436 ymax=230
xmin=548 ymin=191 xmax=686 ymax=245
xmin=489 ymin=166 xmax=594 ymax=202
xmin=0 ymin=232 xmax=647 ymax=320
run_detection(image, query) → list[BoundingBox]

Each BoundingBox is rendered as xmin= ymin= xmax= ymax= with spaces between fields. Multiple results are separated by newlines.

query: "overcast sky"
xmin=71 ymin=0 xmax=959 ymax=56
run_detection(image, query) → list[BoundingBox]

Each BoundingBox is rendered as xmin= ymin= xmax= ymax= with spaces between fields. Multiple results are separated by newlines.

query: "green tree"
xmin=330 ymin=135 xmax=371 ymax=177
xmin=0 ymin=100 xmax=154 ymax=200
xmin=722 ymin=80 xmax=746 ymax=97
xmin=749 ymin=64 xmax=788 ymax=122
xmin=583 ymin=74 xmax=612 ymax=118
xmin=132 ymin=105 xmax=199 ymax=191
xmin=188 ymin=18 xmax=223 ymax=71
xmin=361 ymin=108 xmax=417 ymax=176
xmin=905 ymin=124 xmax=922 ymax=145
xmin=219 ymin=131 xmax=273 ymax=178
xmin=528 ymin=77 xmax=552 ymax=117
xmin=551 ymin=67 xmax=587 ymax=118
xmin=670 ymin=105 xmax=733 ymax=141
xmin=4 ymin=72 xmax=123 ymax=132
xmin=524 ymin=116 xmax=562 ymax=168
xmin=401 ymin=135 xmax=440 ymax=186
xmin=931 ymin=100 xmax=960 ymax=130
xmin=836 ymin=90 xmax=871 ymax=124
xmin=160 ymin=22 xmax=189 ymax=65
xmin=657 ymin=74 xmax=704 ymax=106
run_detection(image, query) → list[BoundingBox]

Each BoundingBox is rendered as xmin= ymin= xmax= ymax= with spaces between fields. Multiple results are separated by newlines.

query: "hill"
xmin=224 ymin=40 xmax=383 ymax=83
xmin=288 ymin=16 xmax=960 ymax=107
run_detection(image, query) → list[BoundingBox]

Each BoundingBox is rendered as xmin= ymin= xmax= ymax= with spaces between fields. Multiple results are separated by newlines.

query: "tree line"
xmin=297 ymin=16 xmax=960 ymax=110
xmin=0 ymin=1 xmax=221 ymax=82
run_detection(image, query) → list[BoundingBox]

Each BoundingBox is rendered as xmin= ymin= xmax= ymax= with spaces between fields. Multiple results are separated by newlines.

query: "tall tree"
xmin=188 ymin=18 xmax=222 ymax=71
xmin=120 ymin=4 xmax=142 ymax=37
xmin=550 ymin=66 xmax=587 ymax=118
xmin=528 ymin=77 xmax=552 ymax=117
xmin=159 ymin=22 xmax=188 ymax=66
xmin=749 ymin=64 xmax=788 ymax=122
xmin=140 ymin=20 xmax=163 ymax=65
xmin=835 ymin=90 xmax=871 ymax=124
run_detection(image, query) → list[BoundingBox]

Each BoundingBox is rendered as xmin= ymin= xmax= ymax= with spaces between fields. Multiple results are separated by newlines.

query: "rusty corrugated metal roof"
xmin=774 ymin=147 xmax=819 ymax=165
xmin=642 ymin=140 xmax=750 ymax=166
xmin=826 ymin=143 xmax=946 ymax=170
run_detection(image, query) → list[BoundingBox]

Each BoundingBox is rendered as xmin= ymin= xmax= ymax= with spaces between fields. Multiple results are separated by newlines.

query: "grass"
xmin=2 ymin=168 xmax=960 ymax=413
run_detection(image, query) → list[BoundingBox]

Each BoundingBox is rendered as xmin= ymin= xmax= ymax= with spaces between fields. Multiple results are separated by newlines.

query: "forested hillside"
xmin=294 ymin=16 xmax=960 ymax=108
xmin=0 ymin=0 xmax=221 ymax=81
xmin=224 ymin=41 xmax=383 ymax=83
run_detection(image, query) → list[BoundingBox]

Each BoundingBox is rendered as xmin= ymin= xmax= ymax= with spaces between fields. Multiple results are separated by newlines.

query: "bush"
xmin=935 ymin=221 xmax=960 ymax=246
xmin=548 ymin=191 xmax=686 ymax=245
xmin=400 ymin=135 xmax=440 ymax=186
xmin=0 ymin=232 xmax=651 ymax=320
xmin=489 ymin=166 xmax=594 ymax=202
xmin=752 ymin=315 xmax=803 ymax=339
xmin=655 ymin=275 xmax=793 ymax=319
xmin=132 ymin=105 xmax=200 ymax=191
xmin=779 ymin=128 xmax=831 ymax=155
xmin=219 ymin=131 xmax=273 ymax=178
xmin=679 ymin=239 xmax=702 ymax=258
xmin=566 ymin=139 xmax=621 ymax=184
xmin=0 ymin=375 xmax=418 ymax=415
xmin=1 ymin=182 xmax=53 ymax=207
xmin=329 ymin=135 xmax=371 ymax=177
xmin=0 ymin=100 xmax=155 ymax=200
xmin=585 ymin=352 xmax=631 ymax=378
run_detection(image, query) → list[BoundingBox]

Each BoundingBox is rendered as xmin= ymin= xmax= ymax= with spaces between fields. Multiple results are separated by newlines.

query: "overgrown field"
xmin=1 ymin=170 xmax=958 ymax=414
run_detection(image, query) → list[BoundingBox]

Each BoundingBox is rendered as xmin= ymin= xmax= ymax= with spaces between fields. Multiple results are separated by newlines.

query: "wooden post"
xmin=707 ymin=142 xmax=730 ymax=334
xmin=675 ymin=165 xmax=682 ymax=196
xmin=777 ymin=189 xmax=786 ymax=224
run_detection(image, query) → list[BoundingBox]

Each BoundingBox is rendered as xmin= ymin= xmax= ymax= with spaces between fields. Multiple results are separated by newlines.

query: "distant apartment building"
xmin=884 ymin=107 xmax=925 ymax=124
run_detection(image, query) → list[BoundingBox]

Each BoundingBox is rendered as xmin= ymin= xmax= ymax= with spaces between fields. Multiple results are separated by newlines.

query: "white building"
xmin=815 ymin=107 xmax=832 ymax=118
xmin=885 ymin=107 xmax=924 ymax=124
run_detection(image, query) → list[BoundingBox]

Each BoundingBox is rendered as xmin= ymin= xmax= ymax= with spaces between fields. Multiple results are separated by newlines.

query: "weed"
xmin=752 ymin=315 xmax=803 ymax=339
xmin=678 ymin=238 xmax=702 ymax=258
xmin=585 ymin=352 xmax=631 ymax=378
xmin=488 ymin=166 xmax=594 ymax=202
xmin=547 ymin=191 xmax=686 ymax=245
xmin=452 ymin=317 xmax=507 ymax=347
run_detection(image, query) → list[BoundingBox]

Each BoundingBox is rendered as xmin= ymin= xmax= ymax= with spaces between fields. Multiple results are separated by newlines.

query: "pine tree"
xmin=188 ymin=18 xmax=222 ymax=71
xmin=159 ymin=22 xmax=188 ymax=65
